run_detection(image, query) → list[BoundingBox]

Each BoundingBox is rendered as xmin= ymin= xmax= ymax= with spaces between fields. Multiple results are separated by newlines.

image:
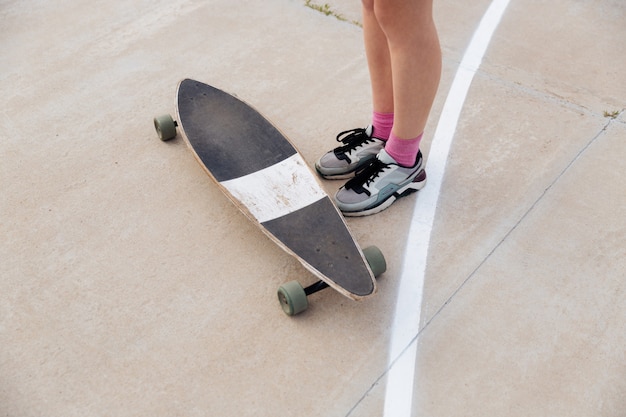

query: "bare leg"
xmin=363 ymin=3 xmax=394 ymax=114
xmin=362 ymin=0 xmax=441 ymax=139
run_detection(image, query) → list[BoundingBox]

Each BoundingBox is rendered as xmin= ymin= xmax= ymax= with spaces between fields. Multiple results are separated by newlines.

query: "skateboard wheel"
xmin=363 ymin=246 xmax=386 ymax=278
xmin=277 ymin=281 xmax=308 ymax=316
xmin=154 ymin=114 xmax=177 ymax=141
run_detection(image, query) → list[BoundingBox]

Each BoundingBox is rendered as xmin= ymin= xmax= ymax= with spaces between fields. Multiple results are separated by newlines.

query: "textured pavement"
xmin=2 ymin=0 xmax=625 ymax=416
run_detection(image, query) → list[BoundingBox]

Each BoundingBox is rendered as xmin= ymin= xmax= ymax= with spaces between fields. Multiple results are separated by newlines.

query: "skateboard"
xmin=154 ymin=79 xmax=386 ymax=315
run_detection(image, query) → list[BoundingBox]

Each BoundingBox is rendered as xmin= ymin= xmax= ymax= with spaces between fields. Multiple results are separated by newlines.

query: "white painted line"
xmin=383 ymin=1 xmax=511 ymax=415
xmin=221 ymin=154 xmax=326 ymax=224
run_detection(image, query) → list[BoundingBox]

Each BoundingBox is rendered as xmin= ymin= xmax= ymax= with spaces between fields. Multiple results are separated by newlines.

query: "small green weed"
xmin=304 ymin=1 xmax=362 ymax=27
xmin=603 ymin=110 xmax=620 ymax=119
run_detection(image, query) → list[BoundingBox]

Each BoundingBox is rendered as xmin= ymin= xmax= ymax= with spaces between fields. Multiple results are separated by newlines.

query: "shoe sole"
xmin=341 ymin=169 xmax=427 ymax=217
xmin=316 ymin=169 xmax=357 ymax=180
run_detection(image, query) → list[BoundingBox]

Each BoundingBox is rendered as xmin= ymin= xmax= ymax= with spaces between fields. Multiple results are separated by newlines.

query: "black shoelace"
xmin=333 ymin=128 xmax=375 ymax=163
xmin=344 ymin=158 xmax=390 ymax=196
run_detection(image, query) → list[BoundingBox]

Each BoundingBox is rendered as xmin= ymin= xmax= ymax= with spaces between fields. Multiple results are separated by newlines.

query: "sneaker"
xmin=334 ymin=149 xmax=427 ymax=216
xmin=315 ymin=125 xmax=385 ymax=179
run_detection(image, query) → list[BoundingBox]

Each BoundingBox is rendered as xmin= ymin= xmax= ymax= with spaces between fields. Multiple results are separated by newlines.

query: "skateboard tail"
xmin=261 ymin=197 xmax=377 ymax=300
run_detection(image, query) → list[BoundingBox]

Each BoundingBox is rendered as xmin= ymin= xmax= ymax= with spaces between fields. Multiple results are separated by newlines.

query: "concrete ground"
xmin=2 ymin=0 xmax=625 ymax=416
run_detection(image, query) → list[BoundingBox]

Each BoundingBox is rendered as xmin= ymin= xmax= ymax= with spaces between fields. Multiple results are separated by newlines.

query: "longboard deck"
xmin=175 ymin=79 xmax=376 ymax=299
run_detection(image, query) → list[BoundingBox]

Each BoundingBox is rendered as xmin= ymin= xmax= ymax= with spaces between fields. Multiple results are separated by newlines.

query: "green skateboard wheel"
xmin=154 ymin=114 xmax=177 ymax=141
xmin=277 ymin=281 xmax=308 ymax=316
xmin=363 ymin=246 xmax=386 ymax=278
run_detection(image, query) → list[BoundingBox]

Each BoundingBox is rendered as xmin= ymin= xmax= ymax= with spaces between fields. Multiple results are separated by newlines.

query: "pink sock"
xmin=385 ymin=131 xmax=423 ymax=167
xmin=372 ymin=111 xmax=394 ymax=141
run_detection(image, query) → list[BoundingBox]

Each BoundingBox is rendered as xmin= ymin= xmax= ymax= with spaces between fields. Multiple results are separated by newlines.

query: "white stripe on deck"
xmin=221 ymin=154 xmax=326 ymax=224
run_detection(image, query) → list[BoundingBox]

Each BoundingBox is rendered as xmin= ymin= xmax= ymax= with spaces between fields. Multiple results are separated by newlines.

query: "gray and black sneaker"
xmin=334 ymin=149 xmax=427 ymax=216
xmin=315 ymin=125 xmax=385 ymax=179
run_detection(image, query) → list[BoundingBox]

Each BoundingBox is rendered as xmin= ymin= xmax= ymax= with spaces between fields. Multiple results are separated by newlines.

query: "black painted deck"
xmin=177 ymin=79 xmax=296 ymax=182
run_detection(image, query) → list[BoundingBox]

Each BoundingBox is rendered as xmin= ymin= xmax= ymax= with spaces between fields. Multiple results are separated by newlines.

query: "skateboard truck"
xmin=305 ymin=280 xmax=330 ymax=295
